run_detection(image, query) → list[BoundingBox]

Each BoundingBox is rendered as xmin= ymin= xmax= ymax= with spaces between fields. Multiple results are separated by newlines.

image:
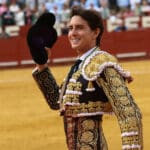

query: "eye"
xmin=77 ymin=25 xmax=84 ymax=30
xmin=68 ymin=25 xmax=73 ymax=31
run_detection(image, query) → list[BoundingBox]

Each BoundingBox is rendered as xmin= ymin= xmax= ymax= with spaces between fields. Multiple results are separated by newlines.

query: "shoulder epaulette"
xmin=81 ymin=49 xmax=130 ymax=81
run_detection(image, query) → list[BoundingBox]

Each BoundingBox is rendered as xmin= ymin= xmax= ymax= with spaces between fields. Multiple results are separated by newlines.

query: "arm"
xmin=97 ymin=67 xmax=143 ymax=150
xmin=26 ymin=13 xmax=59 ymax=110
xmin=32 ymin=65 xmax=60 ymax=110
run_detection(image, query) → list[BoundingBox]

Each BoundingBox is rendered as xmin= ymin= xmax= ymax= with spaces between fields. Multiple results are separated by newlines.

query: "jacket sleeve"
xmin=32 ymin=67 xmax=59 ymax=110
xmin=96 ymin=67 xmax=143 ymax=150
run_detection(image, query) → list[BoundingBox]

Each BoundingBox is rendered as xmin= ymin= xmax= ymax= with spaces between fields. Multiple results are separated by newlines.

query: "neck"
xmin=77 ymin=46 xmax=97 ymax=57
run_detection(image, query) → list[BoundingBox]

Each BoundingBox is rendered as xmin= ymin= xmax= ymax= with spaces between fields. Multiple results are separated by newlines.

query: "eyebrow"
xmin=68 ymin=24 xmax=85 ymax=28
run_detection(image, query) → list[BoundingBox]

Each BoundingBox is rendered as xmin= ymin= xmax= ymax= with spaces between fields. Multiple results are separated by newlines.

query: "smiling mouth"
xmin=71 ymin=39 xmax=80 ymax=45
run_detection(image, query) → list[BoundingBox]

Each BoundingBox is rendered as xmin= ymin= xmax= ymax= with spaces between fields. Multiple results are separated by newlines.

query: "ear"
xmin=93 ymin=28 xmax=100 ymax=39
xmin=95 ymin=28 xmax=100 ymax=37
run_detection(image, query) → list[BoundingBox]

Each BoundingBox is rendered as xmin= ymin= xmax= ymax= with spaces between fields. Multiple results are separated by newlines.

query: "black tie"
xmin=68 ymin=59 xmax=82 ymax=79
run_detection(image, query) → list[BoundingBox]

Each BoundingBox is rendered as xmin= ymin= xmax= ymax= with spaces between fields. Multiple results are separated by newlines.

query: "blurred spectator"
xmin=117 ymin=0 xmax=130 ymax=10
xmin=86 ymin=2 xmax=101 ymax=12
xmin=85 ymin=0 xmax=100 ymax=8
xmin=0 ymin=0 xmax=7 ymax=4
xmin=61 ymin=21 xmax=68 ymax=35
xmin=69 ymin=0 xmax=80 ymax=7
xmin=0 ymin=2 xmax=7 ymax=16
xmin=15 ymin=5 xmax=25 ymax=26
xmin=141 ymin=0 xmax=150 ymax=16
xmin=109 ymin=8 xmax=119 ymax=22
xmin=0 ymin=1 xmax=8 ymax=38
xmin=1 ymin=4 xmax=15 ymax=27
xmin=51 ymin=4 xmax=62 ymax=35
xmin=80 ymin=0 xmax=86 ymax=8
xmin=25 ymin=0 xmax=36 ymax=10
xmin=60 ymin=3 xmax=70 ymax=23
xmin=53 ymin=0 xmax=68 ymax=11
xmin=114 ymin=20 xmax=127 ymax=31
xmin=24 ymin=5 xmax=34 ymax=25
xmin=134 ymin=2 xmax=142 ymax=16
xmin=129 ymin=0 xmax=141 ymax=10
xmin=121 ymin=6 xmax=134 ymax=18
xmin=8 ymin=0 xmax=23 ymax=28
xmin=16 ymin=0 xmax=26 ymax=8
xmin=99 ymin=0 xmax=108 ymax=6
xmin=1 ymin=3 xmax=15 ymax=37
xmin=60 ymin=2 xmax=70 ymax=35
xmin=9 ymin=0 xmax=20 ymax=13
xmin=107 ymin=8 xmax=125 ymax=32
xmin=71 ymin=0 xmax=81 ymax=8
xmin=100 ymin=1 xmax=110 ymax=19
xmin=51 ymin=4 xmax=61 ymax=23
xmin=38 ymin=2 xmax=48 ymax=15
xmin=0 ymin=0 xmax=150 ymax=37
xmin=45 ymin=0 xmax=53 ymax=12
xmin=108 ymin=0 xmax=118 ymax=10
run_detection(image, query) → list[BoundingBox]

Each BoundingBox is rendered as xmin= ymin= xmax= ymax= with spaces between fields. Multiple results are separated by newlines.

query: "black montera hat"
xmin=27 ymin=12 xmax=57 ymax=64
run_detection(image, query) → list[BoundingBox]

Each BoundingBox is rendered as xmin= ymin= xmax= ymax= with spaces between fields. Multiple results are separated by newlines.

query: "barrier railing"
xmin=0 ymin=26 xmax=149 ymax=68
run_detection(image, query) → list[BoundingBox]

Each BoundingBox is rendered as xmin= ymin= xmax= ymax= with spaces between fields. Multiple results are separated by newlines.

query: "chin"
xmin=71 ymin=45 xmax=79 ymax=50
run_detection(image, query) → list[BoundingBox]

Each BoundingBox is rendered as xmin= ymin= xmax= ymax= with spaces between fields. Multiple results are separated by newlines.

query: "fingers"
xmin=36 ymin=63 xmax=48 ymax=71
xmin=45 ymin=47 xmax=51 ymax=51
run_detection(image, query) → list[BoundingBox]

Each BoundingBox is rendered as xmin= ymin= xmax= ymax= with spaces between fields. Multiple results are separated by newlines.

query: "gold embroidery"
xmin=83 ymin=53 xmax=117 ymax=80
xmin=65 ymin=101 xmax=112 ymax=117
xmin=106 ymin=68 xmax=118 ymax=77
xmin=97 ymin=67 xmax=143 ymax=149
xmin=63 ymin=71 xmax=82 ymax=104
xmin=80 ymin=131 xmax=94 ymax=143
xmin=86 ymin=81 xmax=95 ymax=91
xmin=81 ymin=120 xmax=95 ymax=130
xmin=80 ymin=145 xmax=92 ymax=150
xmin=72 ymin=70 xmax=81 ymax=80
xmin=122 ymin=135 xmax=139 ymax=145
xmin=32 ymin=67 xmax=59 ymax=110
xmin=120 ymin=96 xmax=130 ymax=105
xmin=77 ymin=117 xmax=99 ymax=150
xmin=111 ymin=77 xmax=122 ymax=86
xmin=116 ymin=87 xmax=126 ymax=96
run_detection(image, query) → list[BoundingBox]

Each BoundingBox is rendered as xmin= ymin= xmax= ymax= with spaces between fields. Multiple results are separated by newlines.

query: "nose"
xmin=69 ymin=27 xmax=77 ymax=36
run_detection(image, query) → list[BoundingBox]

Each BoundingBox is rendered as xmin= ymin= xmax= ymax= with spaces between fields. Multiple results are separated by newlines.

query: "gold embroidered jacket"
xmin=32 ymin=48 xmax=143 ymax=149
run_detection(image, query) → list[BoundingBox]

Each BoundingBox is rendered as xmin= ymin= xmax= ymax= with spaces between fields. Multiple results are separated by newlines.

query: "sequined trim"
xmin=121 ymin=131 xmax=138 ymax=137
xmin=86 ymin=88 xmax=95 ymax=92
xmin=66 ymin=89 xmax=82 ymax=95
xmin=122 ymin=144 xmax=141 ymax=150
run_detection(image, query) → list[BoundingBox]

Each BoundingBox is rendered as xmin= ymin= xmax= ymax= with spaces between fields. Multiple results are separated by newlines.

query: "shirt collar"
xmin=78 ymin=46 xmax=97 ymax=61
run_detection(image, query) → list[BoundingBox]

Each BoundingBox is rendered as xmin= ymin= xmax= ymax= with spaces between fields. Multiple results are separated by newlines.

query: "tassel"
xmin=86 ymin=81 xmax=95 ymax=92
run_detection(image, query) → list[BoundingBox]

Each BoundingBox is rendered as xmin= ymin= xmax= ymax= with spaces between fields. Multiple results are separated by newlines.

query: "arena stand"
xmin=0 ymin=18 xmax=150 ymax=68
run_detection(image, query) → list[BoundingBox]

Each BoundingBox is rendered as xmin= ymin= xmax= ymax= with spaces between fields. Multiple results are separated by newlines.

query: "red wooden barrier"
xmin=0 ymin=26 xmax=149 ymax=67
